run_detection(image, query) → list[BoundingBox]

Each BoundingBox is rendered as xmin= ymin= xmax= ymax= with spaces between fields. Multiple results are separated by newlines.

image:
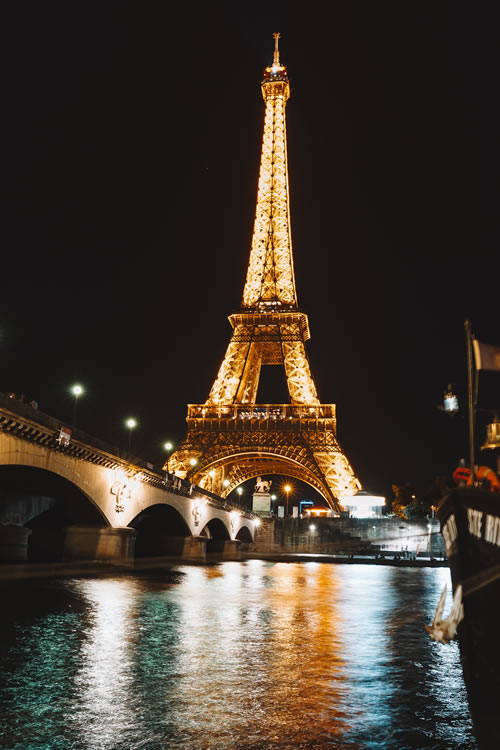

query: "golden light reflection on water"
xmin=162 ymin=561 xmax=353 ymax=748
xmin=1 ymin=563 xmax=475 ymax=749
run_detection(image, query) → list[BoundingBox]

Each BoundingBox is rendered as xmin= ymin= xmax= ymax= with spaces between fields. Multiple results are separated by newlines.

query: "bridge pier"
xmin=181 ymin=535 xmax=207 ymax=562
xmin=63 ymin=526 xmax=136 ymax=562
xmin=0 ymin=525 xmax=32 ymax=561
xmin=207 ymin=539 xmax=241 ymax=559
xmin=222 ymin=540 xmax=241 ymax=559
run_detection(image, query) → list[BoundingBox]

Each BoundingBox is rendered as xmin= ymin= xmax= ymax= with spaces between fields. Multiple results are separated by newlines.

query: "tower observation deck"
xmin=167 ymin=34 xmax=361 ymax=510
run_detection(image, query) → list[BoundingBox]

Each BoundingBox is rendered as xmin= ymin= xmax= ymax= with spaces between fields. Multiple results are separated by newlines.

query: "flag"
xmin=473 ymin=338 xmax=500 ymax=371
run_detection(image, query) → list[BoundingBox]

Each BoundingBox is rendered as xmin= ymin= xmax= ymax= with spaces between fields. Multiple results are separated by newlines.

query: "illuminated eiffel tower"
xmin=167 ymin=34 xmax=361 ymax=509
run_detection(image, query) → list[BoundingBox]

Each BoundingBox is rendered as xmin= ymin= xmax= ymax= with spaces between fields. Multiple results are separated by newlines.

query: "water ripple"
xmin=0 ymin=563 xmax=477 ymax=749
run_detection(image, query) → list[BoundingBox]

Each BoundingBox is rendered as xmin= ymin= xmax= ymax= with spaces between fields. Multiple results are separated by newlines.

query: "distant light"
xmin=209 ymin=469 xmax=215 ymax=478
xmin=309 ymin=524 xmax=316 ymax=532
xmin=223 ymin=479 xmax=230 ymax=487
xmin=164 ymin=441 xmax=173 ymax=451
xmin=253 ymin=518 xmax=261 ymax=527
xmin=71 ymin=384 xmax=83 ymax=396
xmin=237 ymin=487 xmax=243 ymax=495
xmin=340 ymin=492 xmax=385 ymax=519
xmin=444 ymin=394 xmax=459 ymax=413
xmin=284 ymin=485 xmax=291 ymax=493
xmin=189 ymin=458 xmax=198 ymax=467
xmin=126 ymin=418 xmax=137 ymax=429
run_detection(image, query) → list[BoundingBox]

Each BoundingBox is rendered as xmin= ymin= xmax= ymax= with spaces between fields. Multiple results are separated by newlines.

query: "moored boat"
xmin=438 ymin=485 xmax=500 ymax=748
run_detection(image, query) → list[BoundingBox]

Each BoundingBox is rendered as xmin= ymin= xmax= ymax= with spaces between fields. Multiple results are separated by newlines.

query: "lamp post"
xmin=284 ymin=484 xmax=291 ymax=518
xmin=126 ymin=418 xmax=137 ymax=451
xmin=271 ymin=493 xmax=277 ymax=517
xmin=208 ymin=469 xmax=215 ymax=492
xmin=164 ymin=441 xmax=173 ymax=475
xmin=71 ymin=384 xmax=83 ymax=428
xmin=188 ymin=457 xmax=198 ymax=482
xmin=236 ymin=486 xmax=243 ymax=505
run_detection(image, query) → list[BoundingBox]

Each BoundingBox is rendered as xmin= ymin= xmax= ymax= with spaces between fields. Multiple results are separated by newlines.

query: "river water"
xmin=0 ymin=562 xmax=476 ymax=749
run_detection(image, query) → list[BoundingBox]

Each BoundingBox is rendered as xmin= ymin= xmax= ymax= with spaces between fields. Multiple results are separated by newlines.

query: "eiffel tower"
xmin=167 ymin=34 xmax=361 ymax=509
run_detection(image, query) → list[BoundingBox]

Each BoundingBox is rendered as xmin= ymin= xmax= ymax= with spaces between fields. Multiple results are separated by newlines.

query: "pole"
xmin=465 ymin=320 xmax=475 ymax=484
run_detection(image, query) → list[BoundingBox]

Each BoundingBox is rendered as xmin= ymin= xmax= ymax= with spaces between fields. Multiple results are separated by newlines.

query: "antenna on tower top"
xmin=273 ymin=32 xmax=281 ymax=66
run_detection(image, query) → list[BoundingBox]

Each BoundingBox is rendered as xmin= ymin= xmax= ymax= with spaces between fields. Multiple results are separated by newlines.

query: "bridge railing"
xmin=0 ymin=392 xmax=256 ymax=520
xmin=162 ymin=472 xmax=254 ymax=516
xmin=0 ymin=391 xmax=155 ymax=469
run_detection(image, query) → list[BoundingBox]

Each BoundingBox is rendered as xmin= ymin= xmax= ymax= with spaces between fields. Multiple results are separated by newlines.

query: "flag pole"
xmin=465 ymin=319 xmax=475 ymax=484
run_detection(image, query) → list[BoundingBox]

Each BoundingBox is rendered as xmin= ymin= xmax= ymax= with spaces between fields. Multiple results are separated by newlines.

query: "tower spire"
xmin=273 ymin=32 xmax=281 ymax=66
xmin=242 ymin=33 xmax=295 ymax=309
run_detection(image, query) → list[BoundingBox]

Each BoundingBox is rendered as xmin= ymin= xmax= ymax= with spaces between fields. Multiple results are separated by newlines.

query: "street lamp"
xmin=126 ymin=418 xmax=137 ymax=450
xmin=443 ymin=384 xmax=459 ymax=414
xmin=188 ymin=457 xmax=198 ymax=482
xmin=71 ymin=384 xmax=83 ymax=427
xmin=208 ymin=469 xmax=215 ymax=492
xmin=164 ymin=441 xmax=173 ymax=475
xmin=284 ymin=484 xmax=291 ymax=518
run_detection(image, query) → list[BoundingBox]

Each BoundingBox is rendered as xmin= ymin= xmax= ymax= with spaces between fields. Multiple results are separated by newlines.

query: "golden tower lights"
xmin=167 ymin=35 xmax=361 ymax=509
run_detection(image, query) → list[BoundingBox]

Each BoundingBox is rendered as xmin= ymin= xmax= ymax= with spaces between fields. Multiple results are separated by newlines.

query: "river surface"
xmin=0 ymin=562 xmax=476 ymax=749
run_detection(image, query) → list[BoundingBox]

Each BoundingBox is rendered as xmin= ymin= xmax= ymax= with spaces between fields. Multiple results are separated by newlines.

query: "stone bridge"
xmin=0 ymin=393 xmax=257 ymax=563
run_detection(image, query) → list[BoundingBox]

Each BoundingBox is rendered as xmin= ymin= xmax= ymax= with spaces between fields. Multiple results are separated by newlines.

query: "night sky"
xmin=3 ymin=3 xmax=499 ymax=503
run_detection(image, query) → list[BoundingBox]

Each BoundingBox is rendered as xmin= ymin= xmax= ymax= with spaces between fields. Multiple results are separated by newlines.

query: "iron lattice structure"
xmin=167 ymin=35 xmax=361 ymax=509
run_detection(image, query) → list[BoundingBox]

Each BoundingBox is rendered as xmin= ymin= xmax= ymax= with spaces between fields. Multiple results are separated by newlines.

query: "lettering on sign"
xmin=484 ymin=514 xmax=500 ymax=546
xmin=442 ymin=514 xmax=457 ymax=554
xmin=467 ymin=508 xmax=483 ymax=539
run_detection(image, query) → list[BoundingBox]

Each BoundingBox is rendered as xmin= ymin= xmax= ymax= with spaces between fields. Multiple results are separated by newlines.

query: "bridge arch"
xmin=0 ymin=464 xmax=110 ymax=561
xmin=235 ymin=525 xmax=253 ymax=544
xmin=201 ymin=517 xmax=230 ymax=540
xmin=129 ymin=503 xmax=192 ymax=557
xmin=0 ymin=465 xmax=109 ymax=527
xmin=192 ymin=449 xmax=333 ymax=506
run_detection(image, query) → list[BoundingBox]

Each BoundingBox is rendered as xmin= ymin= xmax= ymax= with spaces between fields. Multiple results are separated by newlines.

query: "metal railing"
xmin=187 ymin=403 xmax=336 ymax=420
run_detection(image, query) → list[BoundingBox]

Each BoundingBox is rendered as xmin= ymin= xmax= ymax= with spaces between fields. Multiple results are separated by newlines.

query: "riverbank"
xmin=0 ymin=552 xmax=448 ymax=580
xmin=241 ymin=552 xmax=448 ymax=567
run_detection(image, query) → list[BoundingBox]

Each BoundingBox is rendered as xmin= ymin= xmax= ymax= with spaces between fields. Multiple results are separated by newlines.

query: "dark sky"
xmin=3 ymin=2 xmax=499 ymax=502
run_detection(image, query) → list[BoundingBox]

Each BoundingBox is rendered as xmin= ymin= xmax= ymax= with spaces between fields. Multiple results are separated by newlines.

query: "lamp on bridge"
xmin=284 ymin=484 xmax=291 ymax=518
xmin=71 ymin=384 xmax=84 ymax=428
xmin=236 ymin=487 xmax=243 ymax=502
xmin=188 ymin=457 xmax=198 ymax=482
xmin=126 ymin=418 xmax=137 ymax=451
xmin=208 ymin=469 xmax=215 ymax=492
xmin=164 ymin=441 xmax=173 ymax=475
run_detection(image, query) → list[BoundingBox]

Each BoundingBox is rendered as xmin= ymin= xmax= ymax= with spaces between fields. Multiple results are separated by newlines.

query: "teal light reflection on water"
xmin=0 ymin=564 xmax=476 ymax=749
